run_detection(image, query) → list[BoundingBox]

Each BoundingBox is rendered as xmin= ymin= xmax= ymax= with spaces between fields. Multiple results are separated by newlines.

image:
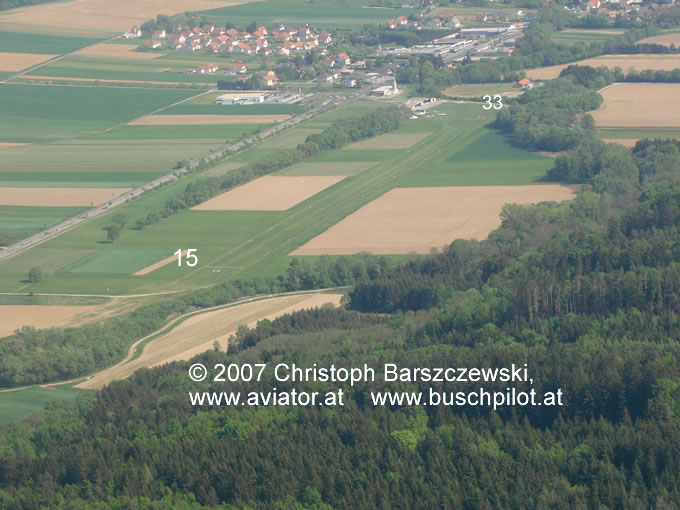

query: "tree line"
xmin=1 ymin=144 xmax=680 ymax=507
xmin=134 ymin=106 xmax=401 ymax=229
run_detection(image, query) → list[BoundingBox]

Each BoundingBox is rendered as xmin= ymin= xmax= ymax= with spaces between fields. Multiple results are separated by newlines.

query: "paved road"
xmin=0 ymin=93 xmax=344 ymax=262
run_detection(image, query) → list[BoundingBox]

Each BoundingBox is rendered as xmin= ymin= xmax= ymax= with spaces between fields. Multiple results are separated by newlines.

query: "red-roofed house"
xmin=144 ymin=39 xmax=162 ymax=49
xmin=397 ymin=15 xmax=408 ymax=25
xmin=589 ymin=0 xmax=601 ymax=8
xmin=318 ymin=33 xmax=332 ymax=44
xmin=152 ymin=29 xmax=166 ymax=39
xmin=516 ymin=78 xmax=532 ymax=89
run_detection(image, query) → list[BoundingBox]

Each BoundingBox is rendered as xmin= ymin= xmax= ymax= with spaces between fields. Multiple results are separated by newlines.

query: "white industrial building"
xmin=215 ymin=92 xmax=267 ymax=105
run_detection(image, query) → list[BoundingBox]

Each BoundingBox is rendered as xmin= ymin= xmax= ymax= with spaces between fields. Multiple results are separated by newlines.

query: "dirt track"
xmin=76 ymin=293 xmax=343 ymax=389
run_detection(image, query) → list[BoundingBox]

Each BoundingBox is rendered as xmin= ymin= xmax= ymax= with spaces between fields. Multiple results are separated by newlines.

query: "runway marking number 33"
xmin=483 ymin=95 xmax=503 ymax=110
xmin=175 ymin=248 xmax=198 ymax=267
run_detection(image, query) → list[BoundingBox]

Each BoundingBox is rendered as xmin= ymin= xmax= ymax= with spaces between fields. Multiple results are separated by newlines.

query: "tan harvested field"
xmin=592 ymin=83 xmax=680 ymax=128
xmin=347 ymin=132 xmax=431 ymax=150
xmin=130 ymin=114 xmax=290 ymax=125
xmin=192 ymin=175 xmax=346 ymax=211
xmin=0 ymin=305 xmax=95 ymax=338
xmin=0 ymin=0 xmax=252 ymax=32
xmin=133 ymin=250 xmax=184 ymax=276
xmin=525 ymin=54 xmax=680 ymax=80
xmin=0 ymin=51 xmax=56 ymax=71
xmin=639 ymin=33 xmax=680 ymax=47
xmin=77 ymin=43 xmax=165 ymax=59
xmin=0 ymin=142 xmax=26 ymax=150
xmin=291 ymin=186 xmax=578 ymax=255
xmin=76 ymin=293 xmax=343 ymax=389
xmin=604 ymin=139 xmax=638 ymax=148
xmin=0 ymin=187 xmax=130 ymax=206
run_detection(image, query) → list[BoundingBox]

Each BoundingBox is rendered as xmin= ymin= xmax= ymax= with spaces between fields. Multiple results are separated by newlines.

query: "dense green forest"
xmin=1 ymin=140 xmax=680 ymax=508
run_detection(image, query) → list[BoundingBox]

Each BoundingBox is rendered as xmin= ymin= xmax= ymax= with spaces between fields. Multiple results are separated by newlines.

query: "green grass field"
xmin=0 ymin=101 xmax=561 ymax=295
xmin=598 ymin=128 xmax=680 ymax=140
xmin=0 ymin=385 xmax=88 ymax=424
xmin=0 ymin=30 xmax=102 ymax=54
xmin=0 ymin=206 xmax=87 ymax=244
xmin=96 ymin=124 xmax=267 ymax=140
xmin=200 ymin=0 xmax=413 ymax=29
xmin=0 ymin=139 xmax=224 ymax=187
xmin=551 ymin=29 xmax=625 ymax=46
xmin=0 ymin=84 xmax=196 ymax=142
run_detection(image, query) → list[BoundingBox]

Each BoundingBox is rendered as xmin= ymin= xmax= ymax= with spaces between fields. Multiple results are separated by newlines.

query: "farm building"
xmin=215 ymin=92 xmax=267 ymax=105
xmin=370 ymin=79 xmax=399 ymax=97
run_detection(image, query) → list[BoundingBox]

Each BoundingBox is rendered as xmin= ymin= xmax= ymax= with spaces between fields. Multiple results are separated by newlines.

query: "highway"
xmin=0 ymin=93 xmax=344 ymax=262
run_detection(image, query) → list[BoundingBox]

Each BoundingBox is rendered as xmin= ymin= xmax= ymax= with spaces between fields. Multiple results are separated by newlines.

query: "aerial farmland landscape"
xmin=1 ymin=0 xmax=680 ymax=507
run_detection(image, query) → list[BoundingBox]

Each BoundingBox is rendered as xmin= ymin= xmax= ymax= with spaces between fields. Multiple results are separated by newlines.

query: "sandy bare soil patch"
xmin=77 ymin=43 xmax=164 ymax=59
xmin=592 ymin=83 xmax=680 ymax=128
xmin=604 ymin=139 xmax=638 ymax=148
xmin=0 ymin=305 xmax=95 ymax=338
xmin=0 ymin=142 xmax=26 ymax=150
xmin=526 ymin=55 xmax=680 ymax=80
xmin=0 ymin=187 xmax=130 ymax=207
xmin=0 ymin=52 xmax=56 ymax=71
xmin=193 ymin=176 xmax=346 ymax=211
xmin=639 ymin=34 xmax=680 ymax=47
xmin=77 ymin=293 xmax=343 ymax=389
xmin=130 ymin=114 xmax=290 ymax=126
xmin=346 ymin=132 xmax=431 ymax=150
xmin=291 ymin=186 xmax=578 ymax=255
xmin=0 ymin=0 xmax=252 ymax=32
xmin=133 ymin=250 xmax=184 ymax=276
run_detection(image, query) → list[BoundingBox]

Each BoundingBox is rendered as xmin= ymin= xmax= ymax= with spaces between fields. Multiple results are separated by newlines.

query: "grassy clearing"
xmin=0 ymin=294 xmax=109 ymax=306
xmin=444 ymin=83 xmax=519 ymax=98
xmin=0 ymin=247 xmax=96 ymax=275
xmin=0 ymin=30 xmax=102 ymax=54
xmin=277 ymin=161 xmax=376 ymax=176
xmin=551 ymin=31 xmax=623 ymax=45
xmin=598 ymin=128 xmax=680 ymax=139
xmin=63 ymin=248 xmax=177 ymax=275
xmin=0 ymin=84 xmax=196 ymax=142
xmin=0 ymin=205 xmax=87 ymax=243
xmin=257 ymin=128 xmax=324 ymax=149
xmin=0 ymin=385 xmax=88 ymax=424
xmin=201 ymin=0 xmax=413 ymax=29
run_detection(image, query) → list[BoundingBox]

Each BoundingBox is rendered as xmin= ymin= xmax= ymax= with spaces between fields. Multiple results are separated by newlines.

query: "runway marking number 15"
xmin=175 ymin=248 xmax=198 ymax=267
xmin=483 ymin=95 xmax=503 ymax=110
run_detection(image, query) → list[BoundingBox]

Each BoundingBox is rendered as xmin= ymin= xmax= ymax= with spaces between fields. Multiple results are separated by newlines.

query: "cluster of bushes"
xmin=494 ymin=77 xmax=603 ymax=151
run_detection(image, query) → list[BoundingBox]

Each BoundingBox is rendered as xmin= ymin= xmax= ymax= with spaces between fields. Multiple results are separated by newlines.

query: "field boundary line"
xmin=1 ymin=35 xmax=121 ymax=84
